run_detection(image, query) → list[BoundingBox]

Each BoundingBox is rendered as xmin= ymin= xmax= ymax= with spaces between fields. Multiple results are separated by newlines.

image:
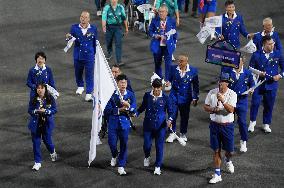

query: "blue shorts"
xmin=198 ymin=1 xmax=217 ymax=14
xmin=209 ymin=121 xmax=234 ymax=152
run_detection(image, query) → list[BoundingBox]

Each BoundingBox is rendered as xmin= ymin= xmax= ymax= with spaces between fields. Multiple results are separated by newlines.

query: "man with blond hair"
xmin=253 ymin=17 xmax=282 ymax=52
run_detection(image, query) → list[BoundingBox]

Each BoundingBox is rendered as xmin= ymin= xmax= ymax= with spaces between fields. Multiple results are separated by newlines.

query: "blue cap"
xmin=219 ymin=72 xmax=231 ymax=83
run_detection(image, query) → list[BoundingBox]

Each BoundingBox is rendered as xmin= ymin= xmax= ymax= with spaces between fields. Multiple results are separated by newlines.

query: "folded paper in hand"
xmin=240 ymin=39 xmax=257 ymax=53
xmin=64 ymin=37 xmax=76 ymax=53
xmin=196 ymin=26 xmax=214 ymax=44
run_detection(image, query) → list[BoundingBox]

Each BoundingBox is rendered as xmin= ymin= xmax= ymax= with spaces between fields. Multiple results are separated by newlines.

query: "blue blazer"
xmin=28 ymin=97 xmax=57 ymax=134
xmin=169 ymin=65 xmax=199 ymax=104
xmin=253 ymin=31 xmax=282 ymax=52
xmin=26 ymin=66 xmax=55 ymax=96
xmin=149 ymin=16 xmax=177 ymax=54
xmin=137 ymin=92 xmax=175 ymax=131
xmin=70 ymin=24 xmax=97 ymax=61
xmin=104 ymin=90 xmax=137 ymax=130
xmin=228 ymin=68 xmax=255 ymax=97
xmin=216 ymin=13 xmax=248 ymax=48
xmin=249 ymin=50 xmax=284 ymax=90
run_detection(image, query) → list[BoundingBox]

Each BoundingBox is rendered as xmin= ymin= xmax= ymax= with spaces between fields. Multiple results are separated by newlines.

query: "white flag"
xmin=196 ymin=26 xmax=214 ymax=44
xmin=240 ymin=39 xmax=257 ymax=54
xmin=88 ymin=41 xmax=117 ymax=166
xmin=205 ymin=16 xmax=222 ymax=28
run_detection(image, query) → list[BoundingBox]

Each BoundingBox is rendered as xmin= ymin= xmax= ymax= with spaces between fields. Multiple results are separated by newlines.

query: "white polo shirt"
xmin=205 ymin=88 xmax=237 ymax=123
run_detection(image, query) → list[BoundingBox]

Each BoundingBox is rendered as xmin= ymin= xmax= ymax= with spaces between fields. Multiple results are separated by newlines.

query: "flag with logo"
xmin=88 ymin=41 xmax=117 ymax=166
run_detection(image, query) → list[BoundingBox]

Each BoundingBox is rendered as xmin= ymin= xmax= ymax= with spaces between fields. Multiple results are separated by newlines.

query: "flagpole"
xmin=97 ymin=41 xmax=124 ymax=101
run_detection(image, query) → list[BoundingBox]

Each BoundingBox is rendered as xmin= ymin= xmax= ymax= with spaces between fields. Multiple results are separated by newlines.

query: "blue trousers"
xmin=250 ymin=87 xmax=277 ymax=124
xmin=105 ymin=25 xmax=123 ymax=64
xmin=73 ymin=59 xmax=94 ymax=94
xmin=108 ymin=127 xmax=129 ymax=167
xmin=171 ymin=103 xmax=190 ymax=134
xmin=143 ymin=127 xmax=166 ymax=167
xmin=153 ymin=46 xmax=172 ymax=81
xmin=235 ymin=97 xmax=248 ymax=141
xmin=31 ymin=126 xmax=55 ymax=163
xmin=177 ymin=0 xmax=185 ymax=11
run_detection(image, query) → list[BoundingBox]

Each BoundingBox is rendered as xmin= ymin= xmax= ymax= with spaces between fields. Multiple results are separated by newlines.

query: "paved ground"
xmin=0 ymin=0 xmax=284 ymax=187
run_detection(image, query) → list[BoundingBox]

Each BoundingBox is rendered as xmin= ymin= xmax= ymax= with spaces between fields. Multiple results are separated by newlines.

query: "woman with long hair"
xmin=28 ymin=83 xmax=58 ymax=171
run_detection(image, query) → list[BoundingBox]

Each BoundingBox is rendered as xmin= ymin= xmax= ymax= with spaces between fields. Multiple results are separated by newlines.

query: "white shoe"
xmin=166 ymin=133 xmax=177 ymax=143
xmin=118 ymin=167 xmax=127 ymax=175
xmin=76 ymin=87 xmax=84 ymax=95
xmin=96 ymin=10 xmax=102 ymax=16
xmin=134 ymin=21 xmax=139 ymax=27
xmin=32 ymin=162 xmax=41 ymax=171
xmin=240 ymin=140 xmax=247 ymax=153
xmin=262 ymin=124 xmax=271 ymax=133
xmin=144 ymin=157 xmax=150 ymax=167
xmin=85 ymin=94 xmax=93 ymax=102
xmin=139 ymin=22 xmax=144 ymax=30
xmin=180 ymin=133 xmax=188 ymax=142
xmin=225 ymin=161 xmax=234 ymax=174
xmin=209 ymin=174 xmax=222 ymax=184
xmin=172 ymin=54 xmax=175 ymax=61
xmin=50 ymin=151 xmax=58 ymax=162
xmin=248 ymin=121 xmax=256 ymax=132
xmin=110 ymin=157 xmax=117 ymax=167
xmin=153 ymin=167 xmax=161 ymax=175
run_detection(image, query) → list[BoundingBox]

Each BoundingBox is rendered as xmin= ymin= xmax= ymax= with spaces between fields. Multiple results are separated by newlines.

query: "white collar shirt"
xmin=79 ymin=23 xmax=91 ymax=35
xmin=176 ymin=64 xmax=190 ymax=78
xmin=232 ymin=66 xmax=244 ymax=80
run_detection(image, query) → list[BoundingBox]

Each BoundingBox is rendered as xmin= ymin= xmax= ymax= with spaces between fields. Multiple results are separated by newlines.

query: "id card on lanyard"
xmin=160 ymin=20 xmax=167 ymax=46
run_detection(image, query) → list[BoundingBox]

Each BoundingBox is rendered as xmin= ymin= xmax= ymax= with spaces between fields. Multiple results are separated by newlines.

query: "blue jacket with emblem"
xmin=104 ymin=90 xmax=137 ymax=130
xmin=137 ymin=92 xmax=175 ymax=131
xmin=228 ymin=68 xmax=255 ymax=96
xmin=149 ymin=16 xmax=177 ymax=54
xmin=216 ymin=13 xmax=249 ymax=49
xmin=28 ymin=96 xmax=57 ymax=134
xmin=253 ymin=31 xmax=282 ymax=52
xmin=168 ymin=65 xmax=199 ymax=104
xmin=26 ymin=65 xmax=55 ymax=95
xmin=249 ymin=49 xmax=284 ymax=90
xmin=70 ymin=24 xmax=97 ymax=61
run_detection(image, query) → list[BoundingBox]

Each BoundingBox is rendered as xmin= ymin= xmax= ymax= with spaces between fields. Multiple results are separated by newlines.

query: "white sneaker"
xmin=134 ymin=21 xmax=139 ymax=27
xmin=76 ymin=87 xmax=84 ymax=95
xmin=32 ymin=162 xmax=41 ymax=171
xmin=85 ymin=94 xmax=93 ymax=102
xmin=96 ymin=10 xmax=102 ymax=16
xmin=110 ymin=157 xmax=117 ymax=167
xmin=225 ymin=161 xmax=234 ymax=173
xmin=209 ymin=174 xmax=222 ymax=184
xmin=144 ymin=157 xmax=150 ymax=167
xmin=172 ymin=54 xmax=175 ymax=61
xmin=166 ymin=133 xmax=177 ymax=143
xmin=262 ymin=124 xmax=271 ymax=133
xmin=153 ymin=167 xmax=161 ymax=175
xmin=139 ymin=22 xmax=144 ymax=30
xmin=50 ymin=151 xmax=58 ymax=162
xmin=240 ymin=140 xmax=247 ymax=153
xmin=118 ymin=167 xmax=127 ymax=175
xmin=248 ymin=121 xmax=256 ymax=132
xmin=180 ymin=133 xmax=188 ymax=142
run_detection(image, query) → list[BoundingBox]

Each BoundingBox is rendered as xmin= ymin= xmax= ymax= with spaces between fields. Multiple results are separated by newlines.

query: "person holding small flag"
xmin=227 ymin=56 xmax=255 ymax=152
xmin=66 ymin=11 xmax=98 ymax=102
xmin=215 ymin=0 xmax=254 ymax=49
xmin=248 ymin=35 xmax=284 ymax=133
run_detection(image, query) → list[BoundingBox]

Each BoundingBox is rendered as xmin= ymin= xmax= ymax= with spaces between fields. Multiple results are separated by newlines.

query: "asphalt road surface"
xmin=0 ymin=0 xmax=283 ymax=187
